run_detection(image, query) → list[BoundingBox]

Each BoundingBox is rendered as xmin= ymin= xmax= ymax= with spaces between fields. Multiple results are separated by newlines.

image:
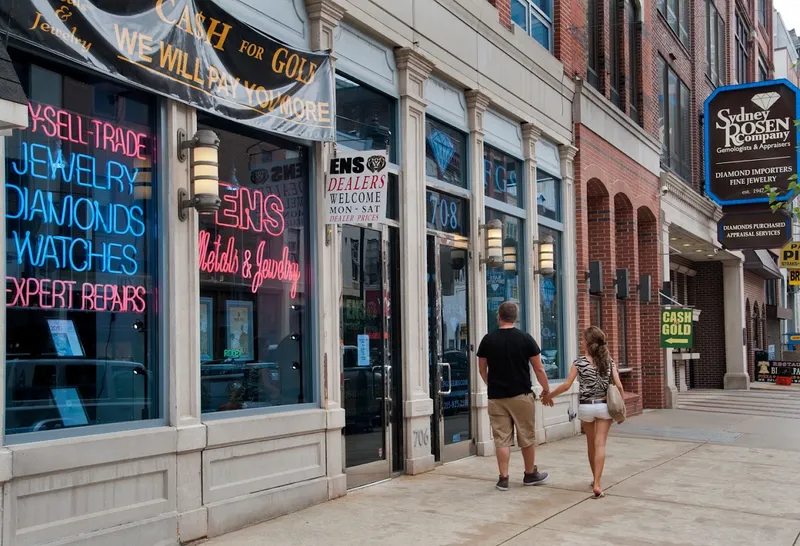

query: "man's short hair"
xmin=498 ymin=302 xmax=518 ymax=324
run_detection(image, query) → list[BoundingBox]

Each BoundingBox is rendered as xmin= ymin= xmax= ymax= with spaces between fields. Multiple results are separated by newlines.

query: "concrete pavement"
xmin=201 ymin=396 xmax=800 ymax=546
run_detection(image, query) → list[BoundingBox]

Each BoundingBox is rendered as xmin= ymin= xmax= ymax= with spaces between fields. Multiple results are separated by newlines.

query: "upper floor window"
xmin=735 ymin=11 xmax=750 ymax=84
xmin=758 ymin=56 xmax=769 ymax=81
xmin=659 ymin=0 xmax=689 ymax=48
xmin=587 ymin=0 xmax=600 ymax=88
xmin=758 ymin=0 xmax=768 ymax=29
xmin=512 ymin=0 xmax=553 ymax=51
xmin=626 ymin=0 xmax=640 ymax=123
xmin=658 ymin=57 xmax=691 ymax=180
xmin=706 ymin=1 xmax=725 ymax=87
xmin=609 ymin=0 xmax=622 ymax=108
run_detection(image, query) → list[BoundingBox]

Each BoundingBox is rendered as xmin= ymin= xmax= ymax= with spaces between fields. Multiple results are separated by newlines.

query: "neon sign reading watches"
xmin=199 ymin=183 xmax=301 ymax=297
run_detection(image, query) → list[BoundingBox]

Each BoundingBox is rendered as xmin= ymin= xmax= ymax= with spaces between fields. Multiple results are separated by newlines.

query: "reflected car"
xmin=5 ymin=358 xmax=150 ymax=435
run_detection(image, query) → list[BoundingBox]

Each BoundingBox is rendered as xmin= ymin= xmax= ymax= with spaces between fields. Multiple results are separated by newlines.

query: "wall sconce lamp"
xmin=534 ymin=234 xmax=555 ymax=277
xmin=503 ymin=237 xmax=517 ymax=273
xmin=177 ymin=128 xmax=221 ymax=221
xmin=479 ymin=219 xmax=504 ymax=267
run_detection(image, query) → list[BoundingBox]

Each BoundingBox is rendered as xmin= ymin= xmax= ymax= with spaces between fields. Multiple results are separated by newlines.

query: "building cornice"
xmin=662 ymin=171 xmax=722 ymax=222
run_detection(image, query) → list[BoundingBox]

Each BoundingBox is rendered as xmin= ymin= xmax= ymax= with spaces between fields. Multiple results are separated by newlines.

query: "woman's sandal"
xmin=591 ymin=490 xmax=605 ymax=499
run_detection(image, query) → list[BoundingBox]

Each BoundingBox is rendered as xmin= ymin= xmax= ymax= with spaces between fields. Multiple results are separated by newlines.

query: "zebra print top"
xmin=574 ymin=356 xmax=614 ymax=403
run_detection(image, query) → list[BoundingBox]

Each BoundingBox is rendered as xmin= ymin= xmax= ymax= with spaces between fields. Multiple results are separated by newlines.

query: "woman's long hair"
xmin=584 ymin=326 xmax=611 ymax=376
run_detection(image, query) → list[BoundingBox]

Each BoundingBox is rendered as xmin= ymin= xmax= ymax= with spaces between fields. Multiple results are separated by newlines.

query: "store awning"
xmin=0 ymin=43 xmax=27 ymax=130
xmin=743 ymin=250 xmax=782 ymax=280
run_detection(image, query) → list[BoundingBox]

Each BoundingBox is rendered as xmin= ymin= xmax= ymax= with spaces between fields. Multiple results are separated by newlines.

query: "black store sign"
xmin=704 ymin=81 xmax=800 ymax=206
xmin=0 ymin=0 xmax=335 ymax=141
xmin=717 ymin=210 xmax=792 ymax=250
xmin=756 ymin=361 xmax=800 ymax=384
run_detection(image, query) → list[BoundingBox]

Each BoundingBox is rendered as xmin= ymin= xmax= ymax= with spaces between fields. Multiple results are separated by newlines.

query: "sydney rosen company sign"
xmin=705 ymin=81 xmax=800 ymax=206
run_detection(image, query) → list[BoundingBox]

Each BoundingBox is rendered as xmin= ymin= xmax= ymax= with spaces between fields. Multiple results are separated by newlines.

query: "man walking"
xmin=478 ymin=301 xmax=551 ymax=491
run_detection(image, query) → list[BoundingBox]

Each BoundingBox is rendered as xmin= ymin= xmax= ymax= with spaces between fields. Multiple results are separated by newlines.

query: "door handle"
xmin=438 ymin=362 xmax=452 ymax=395
xmin=371 ymin=365 xmax=383 ymax=400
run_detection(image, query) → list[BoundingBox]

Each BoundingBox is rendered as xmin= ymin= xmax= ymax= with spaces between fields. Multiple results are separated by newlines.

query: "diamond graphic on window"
xmin=428 ymin=128 xmax=456 ymax=174
xmin=751 ymin=92 xmax=780 ymax=111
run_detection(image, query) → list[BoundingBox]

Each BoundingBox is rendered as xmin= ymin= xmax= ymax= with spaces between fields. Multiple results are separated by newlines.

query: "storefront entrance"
xmin=427 ymin=236 xmax=474 ymax=463
xmin=341 ymin=226 xmax=402 ymax=488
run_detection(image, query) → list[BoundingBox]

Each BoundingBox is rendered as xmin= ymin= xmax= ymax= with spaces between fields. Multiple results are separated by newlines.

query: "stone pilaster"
xmin=305 ymin=0 xmax=347 ymax=499
xmin=465 ymin=90 xmax=492 ymax=456
xmin=661 ymin=222 xmax=679 ymax=408
xmin=395 ymin=47 xmax=436 ymax=474
xmin=723 ymin=259 xmax=750 ymax=390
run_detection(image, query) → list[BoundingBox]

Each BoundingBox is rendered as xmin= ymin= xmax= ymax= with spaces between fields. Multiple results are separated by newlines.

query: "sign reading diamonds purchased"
xmin=704 ymin=80 xmax=800 ymax=206
xmin=325 ymin=151 xmax=389 ymax=225
xmin=717 ymin=209 xmax=792 ymax=250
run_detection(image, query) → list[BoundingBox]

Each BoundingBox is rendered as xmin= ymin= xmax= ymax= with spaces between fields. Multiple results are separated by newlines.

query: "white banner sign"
xmin=325 ymin=151 xmax=388 ymax=225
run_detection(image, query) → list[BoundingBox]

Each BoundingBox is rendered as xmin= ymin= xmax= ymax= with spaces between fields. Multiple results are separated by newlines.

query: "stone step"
xmin=676 ymin=403 xmax=800 ymax=418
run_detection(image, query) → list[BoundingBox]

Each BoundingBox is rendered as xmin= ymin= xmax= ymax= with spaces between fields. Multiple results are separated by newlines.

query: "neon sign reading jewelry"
xmin=5 ymin=102 xmax=152 ymax=312
xmin=199 ymin=183 xmax=301 ymax=297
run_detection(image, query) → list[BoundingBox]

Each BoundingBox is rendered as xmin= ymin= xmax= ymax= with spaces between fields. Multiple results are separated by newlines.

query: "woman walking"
xmin=543 ymin=326 xmax=624 ymax=499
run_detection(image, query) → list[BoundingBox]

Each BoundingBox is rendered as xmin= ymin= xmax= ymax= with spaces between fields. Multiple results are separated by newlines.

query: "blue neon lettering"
xmin=495 ymin=165 xmax=507 ymax=192
xmin=10 ymin=230 xmax=139 ymax=275
xmin=29 ymin=143 xmax=50 ymax=179
xmin=483 ymin=158 xmax=491 ymax=188
xmin=5 ymin=184 xmax=25 ymax=219
xmin=106 ymin=160 xmax=137 ymax=195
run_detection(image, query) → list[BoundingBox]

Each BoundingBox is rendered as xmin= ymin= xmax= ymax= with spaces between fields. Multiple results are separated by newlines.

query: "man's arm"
xmin=530 ymin=354 xmax=550 ymax=395
xmin=479 ymin=357 xmax=489 ymax=386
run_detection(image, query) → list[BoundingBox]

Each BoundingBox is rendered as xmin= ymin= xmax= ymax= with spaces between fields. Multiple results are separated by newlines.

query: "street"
xmin=202 ymin=389 xmax=800 ymax=546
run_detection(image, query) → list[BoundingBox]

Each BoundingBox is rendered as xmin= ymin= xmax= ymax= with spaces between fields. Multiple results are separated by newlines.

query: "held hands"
xmin=540 ymin=390 xmax=555 ymax=407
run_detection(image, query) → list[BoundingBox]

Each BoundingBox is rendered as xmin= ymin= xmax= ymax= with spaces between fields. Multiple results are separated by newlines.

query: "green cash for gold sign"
xmin=660 ymin=308 xmax=693 ymax=348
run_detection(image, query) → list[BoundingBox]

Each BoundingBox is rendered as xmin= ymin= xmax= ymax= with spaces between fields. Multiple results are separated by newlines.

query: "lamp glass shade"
xmin=539 ymin=241 xmax=554 ymax=272
xmin=194 ymin=177 xmax=219 ymax=196
xmin=503 ymin=247 xmax=516 ymax=272
xmin=134 ymin=185 xmax=153 ymax=200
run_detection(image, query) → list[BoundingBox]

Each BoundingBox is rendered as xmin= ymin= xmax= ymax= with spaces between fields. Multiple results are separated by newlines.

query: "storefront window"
xmin=485 ymin=211 xmax=525 ymax=332
xmin=537 ymin=171 xmax=561 ymax=222
xmin=484 ymin=146 xmax=522 ymax=207
xmin=336 ymin=74 xmax=398 ymax=220
xmin=539 ymin=226 xmax=564 ymax=380
xmin=197 ymin=116 xmax=312 ymax=414
xmin=5 ymin=60 xmax=161 ymax=436
xmin=425 ymin=118 xmax=467 ymax=188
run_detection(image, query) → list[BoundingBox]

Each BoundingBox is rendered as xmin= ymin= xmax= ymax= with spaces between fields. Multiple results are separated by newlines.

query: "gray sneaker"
xmin=496 ymin=475 xmax=509 ymax=491
xmin=523 ymin=466 xmax=549 ymax=486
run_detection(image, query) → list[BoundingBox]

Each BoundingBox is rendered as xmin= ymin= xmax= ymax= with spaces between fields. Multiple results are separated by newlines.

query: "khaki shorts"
xmin=488 ymin=393 xmax=536 ymax=448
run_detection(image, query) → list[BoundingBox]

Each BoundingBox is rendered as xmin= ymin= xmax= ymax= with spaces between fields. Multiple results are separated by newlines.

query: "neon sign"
xmin=199 ymin=185 xmax=301 ymax=297
xmin=5 ymin=102 xmax=152 ymax=311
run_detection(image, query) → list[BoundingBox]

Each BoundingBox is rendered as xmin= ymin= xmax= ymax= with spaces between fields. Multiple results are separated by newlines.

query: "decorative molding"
xmin=521 ymin=123 xmax=541 ymax=161
xmin=334 ymin=23 xmax=395 ymax=93
xmin=465 ymin=90 xmax=491 ymax=133
xmin=536 ymin=139 xmax=562 ymax=177
xmin=662 ymin=171 xmax=722 ymax=222
xmin=305 ymin=0 xmax=345 ymax=51
xmin=395 ymin=48 xmax=435 ymax=102
xmin=239 ymin=0 xmax=308 ymax=48
xmin=559 ymin=144 xmax=578 ymax=180
xmin=424 ymin=76 xmax=467 ymax=130
xmin=484 ymin=109 xmax=523 ymax=157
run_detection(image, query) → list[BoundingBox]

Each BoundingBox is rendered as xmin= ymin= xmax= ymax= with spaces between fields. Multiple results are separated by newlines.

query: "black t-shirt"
xmin=477 ymin=327 xmax=541 ymax=399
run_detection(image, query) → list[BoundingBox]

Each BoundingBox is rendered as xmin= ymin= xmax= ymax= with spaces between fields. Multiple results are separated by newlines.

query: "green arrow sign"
xmin=660 ymin=309 xmax=694 ymax=349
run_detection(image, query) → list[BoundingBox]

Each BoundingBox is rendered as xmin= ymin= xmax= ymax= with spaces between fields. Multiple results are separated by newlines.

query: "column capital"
xmin=521 ymin=122 xmax=542 ymax=144
xmin=465 ymin=90 xmax=490 ymax=132
xmin=559 ymin=144 xmax=578 ymax=162
xmin=395 ymin=48 xmax=435 ymax=101
xmin=305 ymin=0 xmax=346 ymax=52
xmin=559 ymin=144 xmax=578 ymax=181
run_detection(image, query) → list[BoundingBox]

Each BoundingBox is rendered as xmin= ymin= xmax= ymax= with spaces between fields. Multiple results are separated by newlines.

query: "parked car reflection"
xmin=5 ymin=358 xmax=150 ymax=435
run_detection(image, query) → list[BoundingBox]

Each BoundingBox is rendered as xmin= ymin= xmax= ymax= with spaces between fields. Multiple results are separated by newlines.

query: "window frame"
xmin=735 ymin=11 xmax=750 ymax=84
xmin=706 ymin=1 xmax=726 ymax=87
xmin=4 ymin=51 xmax=170 ymax=443
xmin=609 ymin=0 xmax=622 ymax=108
xmin=587 ymin=0 xmax=601 ymax=89
xmin=626 ymin=0 xmax=640 ymax=123
xmin=658 ymin=59 xmax=691 ymax=181
xmin=659 ymin=0 xmax=689 ymax=48
xmin=512 ymin=0 xmax=554 ymax=52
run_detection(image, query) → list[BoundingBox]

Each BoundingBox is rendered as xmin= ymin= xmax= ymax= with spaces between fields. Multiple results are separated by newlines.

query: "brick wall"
xmin=487 ymin=0 xmax=512 ymax=29
xmin=575 ymin=126 xmax=662 ymax=412
xmin=688 ymin=262 xmax=726 ymax=389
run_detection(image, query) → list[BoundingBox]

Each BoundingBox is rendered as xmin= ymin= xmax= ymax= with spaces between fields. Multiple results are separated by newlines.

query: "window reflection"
xmin=484 ymin=146 xmax=522 ymax=207
xmin=485 ymin=211 xmax=524 ymax=332
xmin=5 ymin=60 xmax=161 ymax=435
xmin=198 ymin=117 xmax=311 ymax=414
xmin=539 ymin=226 xmax=564 ymax=379
xmin=536 ymin=171 xmax=561 ymax=222
xmin=426 ymin=118 xmax=467 ymax=188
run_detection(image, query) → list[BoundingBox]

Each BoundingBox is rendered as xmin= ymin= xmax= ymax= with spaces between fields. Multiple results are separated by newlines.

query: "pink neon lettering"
xmin=26 ymin=102 xmax=147 ymax=159
xmin=198 ymin=230 xmax=240 ymax=274
xmin=215 ymin=183 xmax=286 ymax=236
xmin=6 ymin=276 xmax=146 ymax=312
xmin=252 ymin=242 xmax=301 ymax=297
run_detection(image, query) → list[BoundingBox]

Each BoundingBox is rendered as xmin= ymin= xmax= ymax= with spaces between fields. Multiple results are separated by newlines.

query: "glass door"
xmin=427 ymin=236 xmax=474 ymax=463
xmin=341 ymin=226 xmax=391 ymax=488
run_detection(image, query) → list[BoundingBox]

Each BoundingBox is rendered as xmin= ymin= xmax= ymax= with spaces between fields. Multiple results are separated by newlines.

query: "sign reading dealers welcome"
xmin=704 ymin=80 xmax=800 ymax=206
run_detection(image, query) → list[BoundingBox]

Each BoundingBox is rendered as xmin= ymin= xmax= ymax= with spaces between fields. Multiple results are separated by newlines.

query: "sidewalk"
xmin=200 ymin=407 xmax=800 ymax=546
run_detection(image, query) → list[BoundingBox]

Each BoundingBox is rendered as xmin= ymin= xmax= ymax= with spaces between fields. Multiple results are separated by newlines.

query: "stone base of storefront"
xmin=723 ymin=373 xmax=751 ymax=390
